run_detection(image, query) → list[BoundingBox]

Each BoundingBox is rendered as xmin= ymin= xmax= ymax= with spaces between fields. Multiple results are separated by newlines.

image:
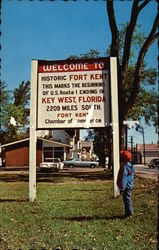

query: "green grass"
xmin=0 ymin=177 xmax=158 ymax=250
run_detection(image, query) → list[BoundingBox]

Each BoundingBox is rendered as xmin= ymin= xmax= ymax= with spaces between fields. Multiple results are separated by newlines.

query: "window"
xmin=54 ymin=147 xmax=64 ymax=160
xmin=43 ymin=147 xmax=64 ymax=161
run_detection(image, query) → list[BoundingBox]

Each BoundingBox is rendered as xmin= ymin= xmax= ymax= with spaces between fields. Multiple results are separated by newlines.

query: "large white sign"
xmin=37 ymin=59 xmax=110 ymax=129
xmin=29 ymin=57 xmax=120 ymax=202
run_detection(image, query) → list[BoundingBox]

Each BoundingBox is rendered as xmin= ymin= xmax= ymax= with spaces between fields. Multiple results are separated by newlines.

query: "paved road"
xmin=134 ymin=164 xmax=158 ymax=180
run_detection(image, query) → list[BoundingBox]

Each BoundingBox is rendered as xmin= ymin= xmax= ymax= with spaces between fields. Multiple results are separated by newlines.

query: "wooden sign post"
xmin=110 ymin=58 xmax=120 ymax=197
xmin=29 ymin=60 xmax=38 ymax=202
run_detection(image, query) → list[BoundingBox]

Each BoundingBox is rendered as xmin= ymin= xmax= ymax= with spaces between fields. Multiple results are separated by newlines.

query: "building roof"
xmin=0 ymin=137 xmax=72 ymax=148
xmin=0 ymin=138 xmax=29 ymax=148
xmin=40 ymin=137 xmax=72 ymax=148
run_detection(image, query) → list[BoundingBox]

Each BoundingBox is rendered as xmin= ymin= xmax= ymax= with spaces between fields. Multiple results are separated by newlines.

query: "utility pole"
xmin=142 ymin=127 xmax=146 ymax=165
xmin=136 ymin=124 xmax=146 ymax=165
xmin=125 ymin=125 xmax=128 ymax=150
xmin=130 ymin=136 xmax=134 ymax=163
xmin=130 ymin=136 xmax=133 ymax=153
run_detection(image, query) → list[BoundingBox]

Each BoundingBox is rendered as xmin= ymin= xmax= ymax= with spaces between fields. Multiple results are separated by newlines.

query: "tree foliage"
xmin=106 ymin=0 xmax=158 ymax=128
xmin=0 ymin=81 xmax=11 ymax=132
xmin=14 ymin=81 xmax=30 ymax=107
xmin=68 ymin=36 xmax=157 ymax=165
xmin=1 ymin=81 xmax=30 ymax=143
xmin=125 ymin=64 xmax=158 ymax=128
xmin=75 ymin=2 xmax=158 ymax=164
xmin=67 ymin=49 xmax=100 ymax=60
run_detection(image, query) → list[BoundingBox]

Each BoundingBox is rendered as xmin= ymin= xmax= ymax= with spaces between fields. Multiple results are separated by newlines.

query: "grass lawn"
xmin=0 ymin=176 xmax=158 ymax=250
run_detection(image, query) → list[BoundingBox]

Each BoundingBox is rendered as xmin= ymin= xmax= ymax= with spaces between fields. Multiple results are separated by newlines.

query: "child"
xmin=117 ymin=150 xmax=135 ymax=218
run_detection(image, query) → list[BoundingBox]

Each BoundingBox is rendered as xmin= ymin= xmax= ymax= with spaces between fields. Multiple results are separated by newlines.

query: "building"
xmin=136 ymin=143 xmax=159 ymax=164
xmin=0 ymin=137 xmax=72 ymax=168
xmin=71 ymin=140 xmax=98 ymax=161
xmin=0 ymin=129 xmax=99 ymax=168
xmin=0 ymin=129 xmax=81 ymax=168
xmin=80 ymin=141 xmax=94 ymax=160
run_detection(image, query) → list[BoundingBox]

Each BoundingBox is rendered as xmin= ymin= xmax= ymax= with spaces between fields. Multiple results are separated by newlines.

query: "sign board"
xmin=29 ymin=57 xmax=120 ymax=202
xmin=37 ymin=58 xmax=110 ymax=129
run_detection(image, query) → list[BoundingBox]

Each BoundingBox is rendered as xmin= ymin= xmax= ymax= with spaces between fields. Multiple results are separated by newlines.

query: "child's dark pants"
xmin=123 ymin=188 xmax=133 ymax=216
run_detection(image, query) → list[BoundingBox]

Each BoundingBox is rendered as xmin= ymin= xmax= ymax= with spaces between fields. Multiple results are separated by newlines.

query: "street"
xmin=134 ymin=164 xmax=158 ymax=180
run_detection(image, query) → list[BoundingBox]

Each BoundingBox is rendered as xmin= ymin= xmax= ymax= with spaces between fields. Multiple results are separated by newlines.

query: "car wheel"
xmin=69 ymin=164 xmax=74 ymax=168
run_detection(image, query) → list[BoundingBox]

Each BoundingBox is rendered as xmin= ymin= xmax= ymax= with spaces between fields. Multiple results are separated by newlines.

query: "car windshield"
xmin=154 ymin=159 xmax=159 ymax=163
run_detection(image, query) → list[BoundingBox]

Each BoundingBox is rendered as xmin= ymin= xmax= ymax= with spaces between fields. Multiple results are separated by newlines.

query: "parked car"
xmin=148 ymin=158 xmax=159 ymax=169
xmin=40 ymin=158 xmax=64 ymax=172
xmin=63 ymin=158 xmax=99 ymax=168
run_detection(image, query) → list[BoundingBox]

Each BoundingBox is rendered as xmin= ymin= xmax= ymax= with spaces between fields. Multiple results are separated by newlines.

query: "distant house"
xmin=0 ymin=137 xmax=72 ymax=168
xmin=71 ymin=140 xmax=98 ymax=161
xmin=0 ymin=129 xmax=81 ymax=168
xmin=80 ymin=141 xmax=94 ymax=160
xmin=136 ymin=143 xmax=159 ymax=164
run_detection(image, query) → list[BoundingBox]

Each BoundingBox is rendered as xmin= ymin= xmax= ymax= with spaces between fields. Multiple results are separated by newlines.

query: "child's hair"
xmin=120 ymin=150 xmax=132 ymax=162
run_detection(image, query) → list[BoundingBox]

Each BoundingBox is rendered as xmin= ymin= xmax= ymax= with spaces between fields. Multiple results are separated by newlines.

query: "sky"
xmin=1 ymin=0 xmax=158 ymax=145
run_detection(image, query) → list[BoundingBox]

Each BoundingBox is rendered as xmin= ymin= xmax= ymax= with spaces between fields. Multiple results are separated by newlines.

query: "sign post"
xmin=29 ymin=60 xmax=38 ymax=202
xmin=110 ymin=57 xmax=120 ymax=197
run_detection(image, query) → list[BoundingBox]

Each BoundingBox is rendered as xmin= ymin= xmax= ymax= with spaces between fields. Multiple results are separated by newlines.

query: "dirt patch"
xmin=0 ymin=169 xmax=113 ymax=182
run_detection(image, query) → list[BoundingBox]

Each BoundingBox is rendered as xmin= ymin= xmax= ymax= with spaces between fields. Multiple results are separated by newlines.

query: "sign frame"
xmin=29 ymin=57 xmax=120 ymax=202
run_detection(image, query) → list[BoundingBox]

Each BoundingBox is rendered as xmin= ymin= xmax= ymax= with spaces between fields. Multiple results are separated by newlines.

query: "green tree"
xmin=106 ymin=0 xmax=158 ymax=139
xmin=1 ymin=81 xmax=30 ymax=143
xmin=14 ymin=81 xmax=30 ymax=107
xmin=67 ymin=49 xmax=100 ymax=60
xmin=68 ymin=38 xmax=157 ymax=166
xmin=13 ymin=80 xmax=30 ymax=126
xmin=87 ymin=127 xmax=112 ymax=168
xmin=106 ymin=23 xmax=158 ymax=130
xmin=0 ymin=81 xmax=11 ymax=144
xmin=125 ymin=65 xmax=157 ymax=128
